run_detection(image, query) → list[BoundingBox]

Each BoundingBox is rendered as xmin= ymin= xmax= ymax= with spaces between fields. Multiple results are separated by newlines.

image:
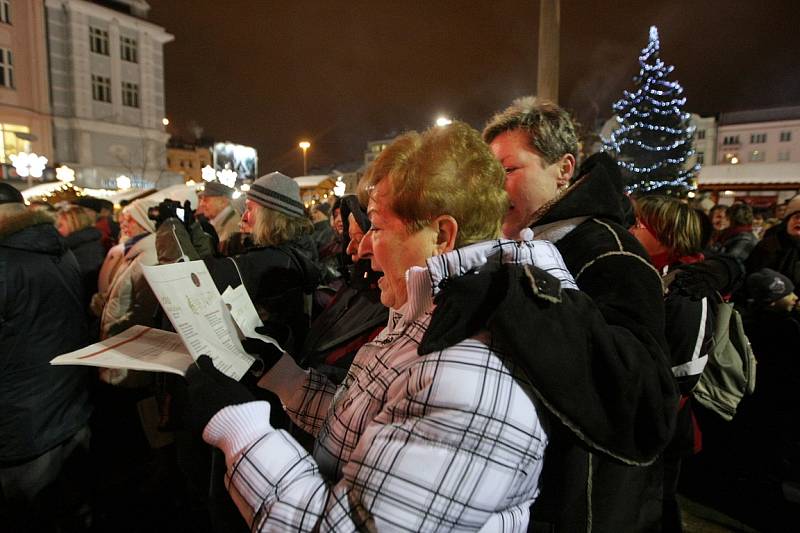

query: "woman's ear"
xmin=432 ymin=215 xmax=458 ymax=255
xmin=556 ymin=153 xmax=576 ymax=189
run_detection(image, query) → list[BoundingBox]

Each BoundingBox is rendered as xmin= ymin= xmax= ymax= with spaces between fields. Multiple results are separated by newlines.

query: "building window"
xmin=0 ymin=0 xmax=11 ymax=24
xmin=724 ymin=152 xmax=740 ymax=165
xmin=778 ymin=150 xmax=791 ymax=161
xmin=0 ymin=123 xmax=31 ymax=163
xmin=780 ymin=131 xmax=792 ymax=142
xmin=122 ymin=81 xmax=139 ymax=107
xmin=696 ymin=129 xmax=706 ymax=140
xmin=0 ymin=48 xmax=13 ymax=88
xmin=749 ymin=149 xmax=765 ymax=162
xmin=120 ymin=36 xmax=138 ymax=63
xmin=722 ymin=135 xmax=740 ymax=145
xmin=750 ymin=133 xmax=767 ymax=144
xmin=91 ymin=74 xmax=111 ymax=102
xmin=90 ymin=27 xmax=109 ymax=55
xmin=696 ymin=152 xmax=704 ymax=165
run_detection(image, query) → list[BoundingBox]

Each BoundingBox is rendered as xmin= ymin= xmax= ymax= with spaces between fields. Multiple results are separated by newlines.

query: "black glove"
xmin=183 ymin=355 xmax=255 ymax=436
xmin=255 ymin=322 xmax=293 ymax=349
xmin=241 ymin=333 xmax=285 ymax=376
xmin=180 ymin=199 xmax=196 ymax=228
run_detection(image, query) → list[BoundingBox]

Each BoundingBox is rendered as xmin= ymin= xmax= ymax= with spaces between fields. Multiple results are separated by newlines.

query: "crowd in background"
xmin=1 ymin=97 xmax=799 ymax=533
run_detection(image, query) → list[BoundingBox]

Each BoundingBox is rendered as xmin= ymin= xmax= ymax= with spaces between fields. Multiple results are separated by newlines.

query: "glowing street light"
xmin=298 ymin=141 xmax=311 ymax=175
xmin=201 ymin=165 xmax=216 ymax=182
xmin=333 ymin=176 xmax=346 ymax=197
xmin=435 ymin=116 xmax=453 ymax=127
xmin=116 ymin=175 xmax=131 ymax=190
xmin=56 ymin=165 xmax=76 ymax=183
xmin=10 ymin=152 xmax=48 ymax=188
xmin=162 ymin=117 xmax=170 ymax=126
xmin=217 ymin=167 xmax=238 ymax=188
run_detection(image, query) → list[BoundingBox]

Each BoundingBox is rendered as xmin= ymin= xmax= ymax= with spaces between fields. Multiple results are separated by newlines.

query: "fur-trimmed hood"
xmin=0 ymin=209 xmax=65 ymax=256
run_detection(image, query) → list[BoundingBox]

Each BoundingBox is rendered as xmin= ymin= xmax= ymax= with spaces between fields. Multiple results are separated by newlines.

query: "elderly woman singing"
xmin=183 ymin=122 xmax=589 ymax=532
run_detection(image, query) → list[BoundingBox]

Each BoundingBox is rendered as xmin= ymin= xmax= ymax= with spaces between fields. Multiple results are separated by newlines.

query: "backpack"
xmin=692 ymin=295 xmax=757 ymax=421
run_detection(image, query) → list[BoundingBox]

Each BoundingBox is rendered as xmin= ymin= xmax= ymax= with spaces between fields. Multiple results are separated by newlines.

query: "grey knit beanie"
xmin=247 ymin=172 xmax=305 ymax=219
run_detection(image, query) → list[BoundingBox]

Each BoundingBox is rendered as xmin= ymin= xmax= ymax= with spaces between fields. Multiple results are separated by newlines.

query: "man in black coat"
xmin=0 ymin=183 xmax=93 ymax=531
xmin=482 ymin=97 xmax=676 ymax=532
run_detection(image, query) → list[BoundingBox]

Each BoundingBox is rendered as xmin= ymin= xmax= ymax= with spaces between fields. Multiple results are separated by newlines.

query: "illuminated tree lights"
xmin=603 ymin=25 xmax=699 ymax=194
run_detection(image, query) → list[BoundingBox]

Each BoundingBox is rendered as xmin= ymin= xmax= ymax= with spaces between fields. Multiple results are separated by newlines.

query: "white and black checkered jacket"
xmin=203 ymin=239 xmax=577 ymax=532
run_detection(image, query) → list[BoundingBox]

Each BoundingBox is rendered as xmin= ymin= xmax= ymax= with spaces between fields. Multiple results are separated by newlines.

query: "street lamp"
xmin=116 ymin=175 xmax=131 ymax=190
xmin=10 ymin=152 xmax=48 ymax=188
xmin=435 ymin=116 xmax=452 ymax=127
xmin=56 ymin=165 xmax=76 ymax=183
xmin=298 ymin=141 xmax=311 ymax=175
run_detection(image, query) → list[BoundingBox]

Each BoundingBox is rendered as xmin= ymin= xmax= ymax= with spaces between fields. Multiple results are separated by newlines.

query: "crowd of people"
xmin=1 ymin=97 xmax=798 ymax=532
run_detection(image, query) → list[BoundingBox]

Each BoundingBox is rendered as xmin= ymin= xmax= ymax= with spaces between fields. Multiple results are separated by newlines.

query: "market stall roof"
xmin=294 ymin=175 xmax=333 ymax=189
xmin=698 ymin=162 xmax=800 ymax=185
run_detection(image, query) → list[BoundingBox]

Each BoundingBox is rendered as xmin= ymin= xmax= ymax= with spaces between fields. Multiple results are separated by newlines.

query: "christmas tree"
xmin=603 ymin=26 xmax=698 ymax=195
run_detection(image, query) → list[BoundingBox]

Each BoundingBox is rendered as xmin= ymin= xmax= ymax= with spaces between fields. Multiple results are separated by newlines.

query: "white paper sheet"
xmin=50 ymin=325 xmax=193 ymax=376
xmin=142 ymin=261 xmax=254 ymax=380
xmin=221 ymin=284 xmax=284 ymax=351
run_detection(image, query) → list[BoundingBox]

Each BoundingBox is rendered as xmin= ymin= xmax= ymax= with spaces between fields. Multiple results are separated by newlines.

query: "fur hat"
xmin=247 ymin=172 xmax=305 ymax=219
xmin=747 ymin=268 xmax=795 ymax=305
xmin=198 ymin=181 xmax=233 ymax=198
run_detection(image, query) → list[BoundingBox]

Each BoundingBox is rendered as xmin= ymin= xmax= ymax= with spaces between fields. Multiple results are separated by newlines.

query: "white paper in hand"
xmin=50 ymin=326 xmax=192 ymax=376
xmin=221 ymin=284 xmax=285 ymax=352
xmin=142 ymin=261 xmax=254 ymax=380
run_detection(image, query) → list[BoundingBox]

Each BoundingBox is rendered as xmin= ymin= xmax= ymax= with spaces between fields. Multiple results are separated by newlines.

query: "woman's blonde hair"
xmin=634 ymin=195 xmax=702 ymax=257
xmin=251 ymin=204 xmax=312 ymax=247
xmin=358 ymin=121 xmax=508 ymax=248
xmin=57 ymin=205 xmax=95 ymax=235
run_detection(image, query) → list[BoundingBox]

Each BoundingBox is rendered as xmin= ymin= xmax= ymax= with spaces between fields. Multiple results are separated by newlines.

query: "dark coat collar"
xmin=534 ymin=152 xmax=631 ymax=227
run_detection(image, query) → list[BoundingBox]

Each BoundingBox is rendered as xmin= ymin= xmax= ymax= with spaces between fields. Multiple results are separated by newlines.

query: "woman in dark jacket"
xmin=630 ymin=195 xmax=717 ymax=533
xmin=56 ymin=204 xmax=106 ymax=310
xmin=298 ymin=195 xmax=388 ymax=384
xmin=157 ymin=172 xmax=321 ymax=356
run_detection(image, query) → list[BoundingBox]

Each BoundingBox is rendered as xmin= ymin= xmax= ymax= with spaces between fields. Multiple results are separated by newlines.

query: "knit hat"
xmin=198 ymin=181 xmax=233 ymax=198
xmin=747 ymin=268 xmax=795 ymax=304
xmin=123 ymin=198 xmax=157 ymax=234
xmin=247 ymin=172 xmax=305 ymax=219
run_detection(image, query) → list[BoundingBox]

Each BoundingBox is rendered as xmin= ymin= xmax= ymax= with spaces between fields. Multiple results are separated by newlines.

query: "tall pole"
xmin=537 ymin=0 xmax=560 ymax=103
xmin=298 ymin=141 xmax=310 ymax=176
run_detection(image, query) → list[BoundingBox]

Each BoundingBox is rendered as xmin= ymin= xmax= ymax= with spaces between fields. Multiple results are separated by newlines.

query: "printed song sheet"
xmin=50 ymin=325 xmax=193 ymax=376
xmin=142 ymin=261 xmax=254 ymax=380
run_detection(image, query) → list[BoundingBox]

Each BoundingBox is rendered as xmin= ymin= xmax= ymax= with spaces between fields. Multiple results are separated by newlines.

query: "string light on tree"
xmin=602 ymin=25 xmax=699 ymax=195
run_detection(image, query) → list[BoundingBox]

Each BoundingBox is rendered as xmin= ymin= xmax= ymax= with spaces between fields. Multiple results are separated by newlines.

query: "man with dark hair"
xmin=0 ymin=182 xmax=93 ymax=531
xmin=483 ymin=97 xmax=676 ymax=532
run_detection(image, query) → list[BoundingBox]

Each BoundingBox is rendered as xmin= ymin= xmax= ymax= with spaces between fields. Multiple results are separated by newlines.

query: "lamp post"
xmin=10 ymin=152 xmax=48 ymax=189
xmin=298 ymin=141 xmax=310 ymax=175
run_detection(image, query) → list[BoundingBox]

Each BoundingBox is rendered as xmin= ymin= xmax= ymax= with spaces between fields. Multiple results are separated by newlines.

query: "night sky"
xmin=148 ymin=0 xmax=800 ymax=177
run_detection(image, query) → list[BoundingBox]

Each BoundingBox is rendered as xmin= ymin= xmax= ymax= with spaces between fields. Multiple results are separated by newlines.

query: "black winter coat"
xmin=745 ymin=222 xmax=800 ymax=287
xmin=65 ymin=226 xmax=105 ymax=308
xmin=530 ymin=153 xmax=675 ymax=532
xmin=0 ymin=210 xmax=91 ymax=463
